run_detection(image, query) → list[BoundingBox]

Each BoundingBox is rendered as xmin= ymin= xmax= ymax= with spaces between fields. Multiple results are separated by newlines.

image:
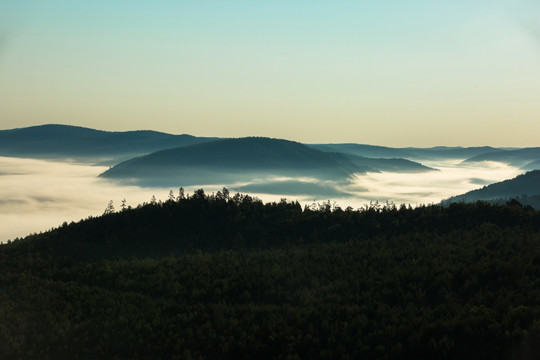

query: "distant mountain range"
xmin=443 ymin=170 xmax=540 ymax=209
xmin=0 ymin=124 xmax=438 ymax=191
xmin=309 ymin=144 xmax=414 ymax=159
xmin=2 ymin=124 xmax=538 ymax=198
xmin=0 ymin=124 xmax=217 ymax=164
xmin=309 ymin=144 xmax=501 ymax=160
xmin=310 ymin=144 xmax=540 ymax=171
xmin=464 ymin=148 xmax=540 ymax=170
xmin=2 ymin=124 xmax=529 ymax=165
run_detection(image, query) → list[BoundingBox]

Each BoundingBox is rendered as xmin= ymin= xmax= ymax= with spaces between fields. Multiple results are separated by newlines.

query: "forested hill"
xmin=2 ymin=190 xmax=540 ymax=359
xmin=100 ymin=137 xmax=366 ymax=186
xmin=99 ymin=137 xmax=435 ymax=187
xmin=0 ymin=124 xmax=217 ymax=164
xmin=443 ymin=170 xmax=540 ymax=209
xmin=7 ymin=190 xmax=540 ymax=258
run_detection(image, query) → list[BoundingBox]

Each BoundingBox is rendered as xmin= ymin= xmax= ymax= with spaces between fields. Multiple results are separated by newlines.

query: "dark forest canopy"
xmin=7 ymin=188 xmax=540 ymax=258
xmin=2 ymin=190 xmax=540 ymax=359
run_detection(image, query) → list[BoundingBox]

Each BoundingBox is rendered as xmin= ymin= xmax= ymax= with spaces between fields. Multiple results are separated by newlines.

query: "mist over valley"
xmin=0 ymin=124 xmax=534 ymax=242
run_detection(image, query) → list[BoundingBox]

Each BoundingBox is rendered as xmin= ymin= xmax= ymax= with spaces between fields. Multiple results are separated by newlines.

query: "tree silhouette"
xmin=103 ymin=200 xmax=115 ymax=215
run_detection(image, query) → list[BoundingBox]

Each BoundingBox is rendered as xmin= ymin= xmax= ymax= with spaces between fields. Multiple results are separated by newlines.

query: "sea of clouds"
xmin=0 ymin=156 xmax=522 ymax=242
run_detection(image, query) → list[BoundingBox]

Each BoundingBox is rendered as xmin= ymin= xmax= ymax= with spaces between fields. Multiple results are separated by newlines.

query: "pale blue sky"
xmin=1 ymin=0 xmax=539 ymax=146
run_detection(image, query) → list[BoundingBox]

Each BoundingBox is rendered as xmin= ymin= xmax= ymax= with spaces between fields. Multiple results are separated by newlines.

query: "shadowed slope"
xmin=100 ymin=137 xmax=364 ymax=186
xmin=344 ymin=154 xmax=436 ymax=173
xmin=464 ymin=148 xmax=540 ymax=167
xmin=310 ymin=143 xmax=500 ymax=160
xmin=309 ymin=143 xmax=414 ymax=159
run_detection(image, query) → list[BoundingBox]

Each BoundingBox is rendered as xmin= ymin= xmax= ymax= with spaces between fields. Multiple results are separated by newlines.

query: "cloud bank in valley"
xmin=0 ymin=157 xmax=171 ymax=242
xmin=345 ymin=160 xmax=522 ymax=206
xmin=0 ymin=157 xmax=523 ymax=242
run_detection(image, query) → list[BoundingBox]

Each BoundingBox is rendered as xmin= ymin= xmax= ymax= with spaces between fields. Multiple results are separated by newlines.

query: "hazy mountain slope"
xmin=310 ymin=143 xmax=500 ymax=160
xmin=309 ymin=144 xmax=413 ymax=159
xmin=404 ymin=146 xmax=500 ymax=160
xmin=443 ymin=170 xmax=540 ymax=208
xmin=100 ymin=137 xmax=437 ymax=188
xmin=523 ymin=159 xmax=540 ymax=171
xmin=100 ymin=137 xmax=366 ymax=186
xmin=0 ymin=124 xmax=218 ymax=164
xmin=464 ymin=148 xmax=540 ymax=167
xmin=1 ymin=124 xmax=511 ymax=169
xmin=345 ymin=154 xmax=436 ymax=173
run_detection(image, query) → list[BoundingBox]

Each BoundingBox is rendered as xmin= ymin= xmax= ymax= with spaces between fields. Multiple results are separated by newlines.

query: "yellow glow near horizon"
xmin=1 ymin=1 xmax=539 ymax=146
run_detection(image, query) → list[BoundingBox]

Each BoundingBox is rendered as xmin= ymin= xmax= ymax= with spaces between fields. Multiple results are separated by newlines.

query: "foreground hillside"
xmin=2 ymin=191 xmax=540 ymax=359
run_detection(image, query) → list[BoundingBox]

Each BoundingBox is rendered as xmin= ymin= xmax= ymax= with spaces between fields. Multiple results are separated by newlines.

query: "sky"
xmin=1 ymin=0 xmax=539 ymax=146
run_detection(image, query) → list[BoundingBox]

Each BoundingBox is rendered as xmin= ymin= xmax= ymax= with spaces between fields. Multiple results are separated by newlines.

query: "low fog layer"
xmin=0 ymin=157 xmax=522 ymax=242
xmin=0 ymin=157 xmax=168 ymax=242
xmin=347 ymin=160 xmax=521 ymax=205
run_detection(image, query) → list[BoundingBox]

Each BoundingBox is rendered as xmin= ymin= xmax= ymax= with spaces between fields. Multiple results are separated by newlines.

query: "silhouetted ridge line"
xmin=464 ymin=147 xmax=540 ymax=168
xmin=0 ymin=124 xmax=218 ymax=164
